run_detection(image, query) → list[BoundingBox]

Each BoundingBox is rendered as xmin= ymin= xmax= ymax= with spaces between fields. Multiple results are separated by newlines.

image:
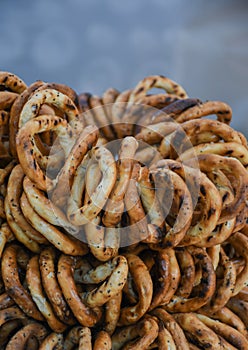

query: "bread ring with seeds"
xmin=174 ymin=100 xmax=232 ymax=124
xmin=174 ymin=313 xmax=221 ymax=350
xmin=165 ymin=246 xmax=216 ymax=312
xmin=104 ymin=292 xmax=122 ymax=335
xmin=1 ymin=244 xmax=43 ymax=320
xmin=83 ymin=255 xmax=128 ymax=308
xmin=103 ymin=137 xmax=138 ymax=227
xmin=6 ymin=165 xmax=47 ymax=244
xmin=174 ymin=248 xmax=196 ymax=298
xmin=39 ymin=333 xmax=64 ymax=350
xmin=39 ymin=247 xmax=76 ymax=325
xmin=0 ymin=72 xmax=26 ymax=94
xmin=6 ymin=322 xmax=48 ymax=350
xmin=196 ymin=313 xmax=248 ymax=349
xmin=57 ymin=254 xmax=102 ymax=327
xmin=0 ymin=222 xmax=14 ymax=258
xmin=112 ymin=316 xmax=159 ymax=350
xmin=68 ymin=145 xmax=116 ymax=225
xmin=20 ymin=192 xmax=87 ymax=255
xmin=118 ymin=254 xmax=153 ymax=326
xmin=26 ymin=255 xmax=67 ymax=332
xmin=151 ymin=308 xmax=190 ymax=350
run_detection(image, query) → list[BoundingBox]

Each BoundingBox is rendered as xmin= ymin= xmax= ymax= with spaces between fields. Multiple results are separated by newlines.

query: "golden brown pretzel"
xmin=26 ymin=256 xmax=67 ymax=333
xmin=103 ymin=136 xmax=138 ymax=227
xmin=39 ymin=247 xmax=75 ymax=325
xmin=153 ymin=159 xmax=222 ymax=246
xmin=227 ymin=298 xmax=248 ymax=328
xmin=82 ymin=256 xmax=128 ymax=308
xmin=93 ymin=331 xmax=112 ymax=350
xmin=0 ymin=306 xmax=27 ymax=328
xmin=150 ymin=167 xmax=193 ymax=248
xmin=0 ymin=292 xmax=15 ymax=311
xmin=0 ymin=72 xmax=26 ymax=94
xmin=6 ymin=165 xmax=47 ymax=244
xmin=174 ymin=313 xmax=221 ymax=350
xmin=118 ymin=254 xmax=153 ymax=326
xmin=39 ymin=332 xmax=64 ymax=350
xmin=6 ymin=322 xmax=48 ymax=350
xmin=68 ymin=144 xmax=116 ymax=225
xmin=1 ymin=244 xmax=43 ymax=321
xmin=227 ymin=232 xmax=248 ymax=295
xmin=174 ymin=100 xmax=232 ymax=124
xmin=165 ymin=246 xmax=216 ymax=312
xmin=57 ymin=254 xmax=102 ymax=327
xmin=0 ymin=222 xmax=14 ymax=258
xmin=104 ymin=292 xmax=122 ymax=335
xmin=23 ymin=176 xmax=78 ymax=236
xmin=187 ymin=154 xmax=248 ymax=224
xmin=20 ymin=192 xmax=88 ymax=255
xmin=175 ymin=248 xmax=195 ymax=298
xmin=0 ymin=319 xmax=24 ymax=349
xmin=196 ymin=313 xmax=248 ymax=349
xmin=112 ymin=316 xmax=159 ymax=350
xmin=124 ymin=163 xmax=149 ymax=246
xmin=151 ymin=308 xmax=190 ymax=350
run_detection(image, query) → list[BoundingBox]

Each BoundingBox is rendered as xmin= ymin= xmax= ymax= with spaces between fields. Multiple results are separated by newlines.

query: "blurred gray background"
xmin=0 ymin=0 xmax=248 ymax=136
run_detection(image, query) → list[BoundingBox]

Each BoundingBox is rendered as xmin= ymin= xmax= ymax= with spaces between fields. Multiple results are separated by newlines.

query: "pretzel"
xmin=82 ymin=255 xmax=128 ymax=308
xmin=154 ymin=159 xmax=222 ymax=246
xmin=199 ymin=307 xmax=248 ymax=339
xmin=83 ymin=161 xmax=119 ymax=260
xmin=104 ymin=292 xmax=122 ymax=335
xmin=0 ymin=306 xmax=27 ymax=327
xmin=207 ymin=248 xmax=236 ymax=311
xmin=151 ymin=308 xmax=190 ymax=350
xmin=118 ymin=254 xmax=153 ymax=326
xmin=227 ymin=232 xmax=248 ymax=295
xmin=23 ymin=176 xmax=78 ymax=236
xmin=0 ymin=319 xmax=24 ymax=349
xmin=57 ymin=254 xmax=102 ymax=327
xmin=39 ymin=246 xmax=75 ymax=325
xmin=165 ymin=247 xmax=216 ymax=312
xmin=0 ymin=222 xmax=14 ymax=258
xmin=68 ymin=145 xmax=116 ymax=225
xmin=112 ymin=316 xmax=159 ymax=350
xmin=6 ymin=165 xmax=47 ymax=244
xmin=39 ymin=332 xmax=64 ymax=350
xmin=88 ymin=95 xmax=116 ymax=140
xmin=20 ymin=192 xmax=88 ymax=255
xmin=4 ymin=193 xmax=40 ymax=253
xmin=174 ymin=313 xmax=221 ymax=349
xmin=103 ymin=136 xmax=138 ymax=227
xmin=196 ymin=313 xmax=248 ymax=349
xmin=93 ymin=331 xmax=112 ymax=350
xmin=0 ymin=292 xmax=14 ymax=310
xmin=135 ymin=121 xmax=178 ymax=145
xmin=1 ymin=244 xmax=43 ymax=320
xmin=0 ymin=72 xmax=26 ymax=94
xmin=174 ymin=100 xmax=232 ymax=124
xmin=111 ymin=89 xmax=132 ymax=138
xmin=148 ymin=249 xmax=170 ymax=311
xmin=160 ymin=248 xmax=181 ymax=305
xmin=26 ymin=254 xmax=67 ymax=332
xmin=227 ymin=298 xmax=248 ymax=328
xmin=6 ymin=322 xmax=48 ymax=350
xmin=175 ymin=247 xmax=195 ymax=298
xmin=150 ymin=168 xmax=193 ymax=248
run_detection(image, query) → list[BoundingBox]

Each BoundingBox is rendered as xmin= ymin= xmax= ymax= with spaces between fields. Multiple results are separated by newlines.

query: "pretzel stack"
xmin=0 ymin=71 xmax=248 ymax=349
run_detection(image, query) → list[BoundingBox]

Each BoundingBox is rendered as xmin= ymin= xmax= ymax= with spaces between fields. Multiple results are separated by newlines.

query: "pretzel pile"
xmin=0 ymin=71 xmax=248 ymax=349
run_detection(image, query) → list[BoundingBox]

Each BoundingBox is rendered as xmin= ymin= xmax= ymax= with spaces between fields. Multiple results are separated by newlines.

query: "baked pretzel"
xmin=0 ymin=292 xmax=15 ymax=311
xmin=39 ymin=332 xmax=64 ymax=350
xmin=5 ymin=322 xmax=48 ymax=350
xmin=1 ymin=244 xmax=43 ymax=320
xmin=57 ymin=254 xmax=102 ymax=327
xmin=20 ymin=192 xmax=88 ymax=255
xmin=174 ymin=313 xmax=221 ymax=349
xmin=175 ymin=247 xmax=195 ymax=298
xmin=82 ymin=255 xmax=128 ymax=308
xmin=68 ymin=144 xmax=116 ymax=225
xmin=103 ymin=137 xmax=138 ymax=227
xmin=0 ymin=72 xmax=26 ymax=94
xmin=112 ymin=316 xmax=159 ymax=350
xmin=227 ymin=298 xmax=248 ymax=328
xmin=196 ymin=313 xmax=248 ymax=349
xmin=39 ymin=246 xmax=75 ymax=325
xmin=151 ymin=308 xmax=190 ymax=350
xmin=0 ymin=222 xmax=14 ymax=258
xmin=118 ymin=254 xmax=153 ymax=326
xmin=174 ymin=100 xmax=232 ymax=124
xmin=165 ymin=246 xmax=216 ymax=312
xmin=104 ymin=292 xmax=122 ymax=335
